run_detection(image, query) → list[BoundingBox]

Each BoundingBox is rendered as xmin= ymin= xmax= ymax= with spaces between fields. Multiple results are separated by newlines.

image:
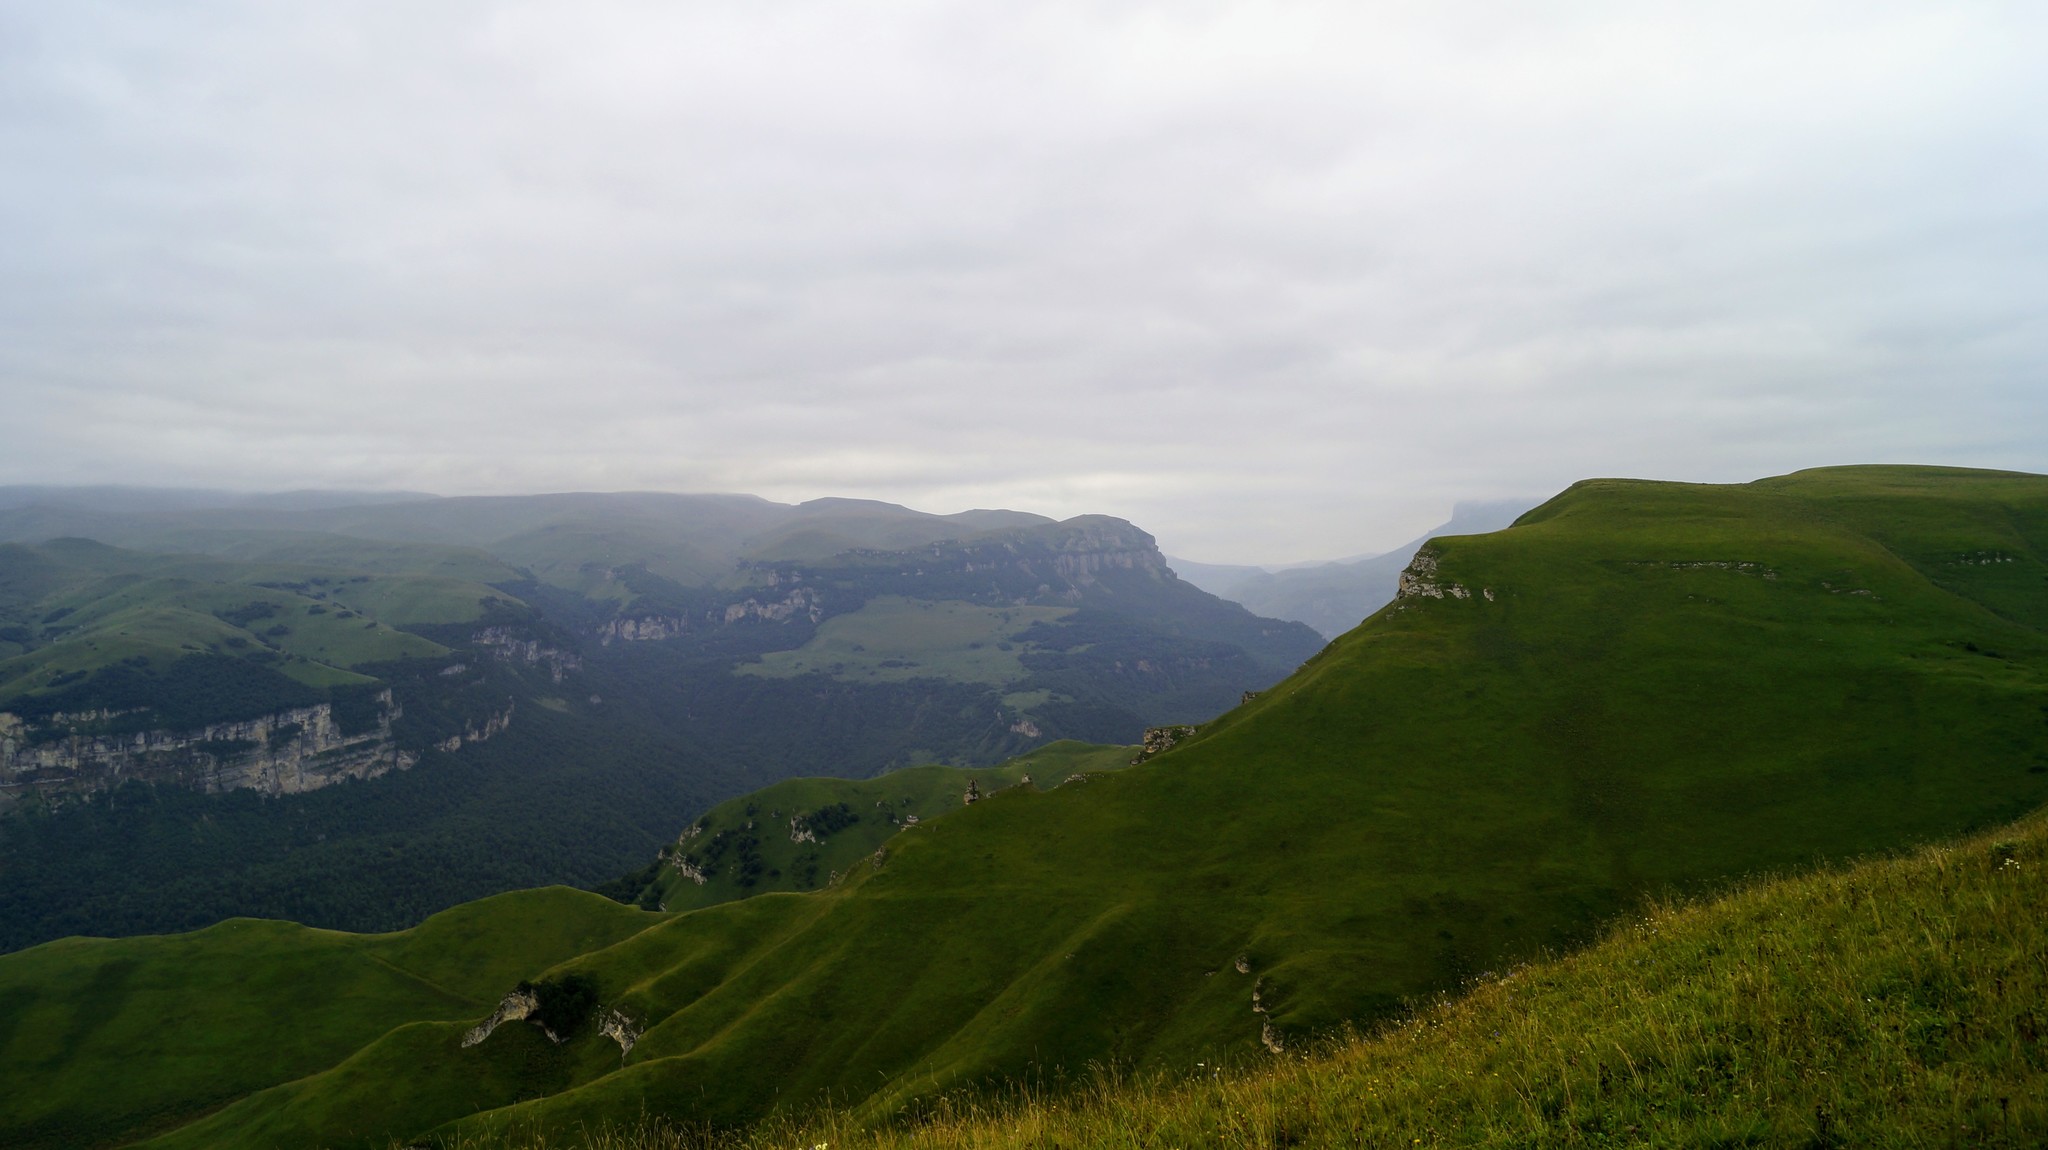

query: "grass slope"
xmin=0 ymin=887 xmax=657 ymax=1150
xmin=641 ymin=741 xmax=1135 ymax=912
xmin=0 ymin=542 xmax=492 ymax=705
xmin=502 ymin=804 xmax=2048 ymax=1150
xmin=737 ymin=597 xmax=1076 ymax=686
xmin=7 ymin=465 xmax=2046 ymax=1148
xmin=428 ymin=465 xmax=2048 ymax=1138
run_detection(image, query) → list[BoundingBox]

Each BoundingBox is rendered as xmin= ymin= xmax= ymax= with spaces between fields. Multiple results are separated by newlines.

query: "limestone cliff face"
xmin=1395 ymin=548 xmax=1493 ymax=601
xmin=474 ymin=627 xmax=581 ymax=681
xmin=433 ymin=702 xmax=515 ymax=754
xmin=0 ymin=691 xmax=413 ymax=807
xmin=741 ymin=515 xmax=1172 ymax=609
xmin=919 ymin=516 xmax=1168 ymax=587
xmin=590 ymin=517 xmax=1169 ymax=645
xmin=1037 ymin=517 xmax=1169 ymax=581
xmin=721 ymin=587 xmax=822 ymax=624
xmin=597 ymin=615 xmax=690 ymax=644
xmin=596 ymin=589 xmax=821 ymax=645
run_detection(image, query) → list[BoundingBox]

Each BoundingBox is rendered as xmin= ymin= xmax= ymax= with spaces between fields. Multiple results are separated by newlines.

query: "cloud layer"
xmin=4 ymin=1 xmax=2044 ymax=561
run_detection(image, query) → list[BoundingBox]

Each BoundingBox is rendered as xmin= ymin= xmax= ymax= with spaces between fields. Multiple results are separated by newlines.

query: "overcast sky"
xmin=3 ymin=2 xmax=2043 ymax=563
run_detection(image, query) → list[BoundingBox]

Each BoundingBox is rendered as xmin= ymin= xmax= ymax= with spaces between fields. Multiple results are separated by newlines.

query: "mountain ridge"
xmin=0 ymin=496 xmax=1320 ymax=955
xmin=4 ymin=465 xmax=2041 ymax=1148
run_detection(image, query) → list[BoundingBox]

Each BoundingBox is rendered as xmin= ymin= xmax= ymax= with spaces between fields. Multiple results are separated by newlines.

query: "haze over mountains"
xmin=4 ymin=465 xmax=2043 ymax=1150
xmin=0 ymin=485 xmax=1319 ymax=952
xmin=1167 ymin=499 xmax=1539 ymax=638
xmin=7 ymin=2 xmax=2044 ymax=1142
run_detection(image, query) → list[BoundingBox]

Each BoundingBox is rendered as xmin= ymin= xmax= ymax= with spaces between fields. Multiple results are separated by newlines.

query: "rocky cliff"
xmin=596 ymin=615 xmax=690 ymax=644
xmin=0 ymin=691 xmax=413 ymax=807
xmin=741 ymin=515 xmax=1174 ymax=609
xmin=473 ymin=627 xmax=581 ymax=682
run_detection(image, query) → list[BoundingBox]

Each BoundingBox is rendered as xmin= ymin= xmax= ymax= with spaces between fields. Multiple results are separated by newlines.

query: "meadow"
xmin=465 ymin=805 xmax=2048 ymax=1149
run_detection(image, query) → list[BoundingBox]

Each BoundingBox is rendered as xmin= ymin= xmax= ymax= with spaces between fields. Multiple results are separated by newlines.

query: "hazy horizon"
xmin=0 ymin=475 xmax=1508 ymax=566
xmin=6 ymin=3 xmax=2044 ymax=563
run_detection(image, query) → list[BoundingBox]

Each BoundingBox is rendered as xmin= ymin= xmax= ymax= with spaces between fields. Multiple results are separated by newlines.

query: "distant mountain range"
xmin=1167 ymin=498 xmax=1537 ymax=637
xmin=0 ymin=487 xmax=1322 ymax=951
xmin=6 ymin=465 xmax=2043 ymax=1149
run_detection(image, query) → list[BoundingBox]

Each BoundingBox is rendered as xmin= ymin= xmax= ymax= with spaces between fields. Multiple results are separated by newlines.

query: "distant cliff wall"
xmin=596 ymin=589 xmax=823 ymax=645
xmin=0 ymin=691 xmax=415 ymax=807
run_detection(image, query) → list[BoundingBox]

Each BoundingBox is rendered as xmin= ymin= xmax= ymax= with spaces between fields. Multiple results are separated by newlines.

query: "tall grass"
xmin=448 ymin=809 xmax=2048 ymax=1149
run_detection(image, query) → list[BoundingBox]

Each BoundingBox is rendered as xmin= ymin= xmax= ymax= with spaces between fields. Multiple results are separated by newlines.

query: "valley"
xmin=2 ymin=464 xmax=2042 ymax=1148
xmin=0 ymin=492 xmax=1318 ymax=951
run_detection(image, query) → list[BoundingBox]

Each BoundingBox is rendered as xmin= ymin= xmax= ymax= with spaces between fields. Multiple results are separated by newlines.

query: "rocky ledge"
xmin=0 ymin=691 xmax=412 ymax=808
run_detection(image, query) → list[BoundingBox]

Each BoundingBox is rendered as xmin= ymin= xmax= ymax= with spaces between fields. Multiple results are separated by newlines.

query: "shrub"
xmin=518 ymin=974 xmax=601 ymax=1039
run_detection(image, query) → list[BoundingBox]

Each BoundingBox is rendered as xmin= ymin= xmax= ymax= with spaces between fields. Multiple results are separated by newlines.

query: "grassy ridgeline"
xmin=469 ymin=808 xmax=2048 ymax=1150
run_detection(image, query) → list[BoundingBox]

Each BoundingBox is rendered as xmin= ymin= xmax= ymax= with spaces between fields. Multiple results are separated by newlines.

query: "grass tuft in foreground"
xmin=449 ymin=807 xmax=2048 ymax=1149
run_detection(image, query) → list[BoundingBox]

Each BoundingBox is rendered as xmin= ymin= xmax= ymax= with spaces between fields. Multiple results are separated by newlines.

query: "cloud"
xmin=3 ymin=1 xmax=2044 ymax=562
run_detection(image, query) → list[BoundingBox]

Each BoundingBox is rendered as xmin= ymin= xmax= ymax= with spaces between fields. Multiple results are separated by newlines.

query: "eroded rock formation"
xmin=0 ymin=692 xmax=411 ymax=807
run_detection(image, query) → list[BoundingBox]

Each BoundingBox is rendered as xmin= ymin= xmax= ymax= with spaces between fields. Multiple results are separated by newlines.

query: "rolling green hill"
xmin=0 ymin=540 xmax=499 ymax=693
xmin=0 ymin=542 xmax=473 ymax=719
xmin=737 ymin=596 xmax=1078 ymax=686
xmin=617 ymin=740 xmax=1136 ymax=913
xmin=0 ymin=887 xmax=657 ymax=1150
xmin=541 ymin=804 xmax=2048 ymax=1150
xmin=4 ymin=465 xmax=2044 ymax=1149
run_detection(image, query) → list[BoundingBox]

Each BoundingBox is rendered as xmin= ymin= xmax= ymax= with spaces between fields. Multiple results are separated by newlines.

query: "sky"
xmin=3 ymin=2 xmax=2044 ymax=564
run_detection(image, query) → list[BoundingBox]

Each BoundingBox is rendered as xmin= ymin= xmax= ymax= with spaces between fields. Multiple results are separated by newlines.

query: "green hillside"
xmin=0 ymin=888 xmax=658 ymax=1150
xmin=535 ymin=804 xmax=2048 ymax=1150
xmin=737 ymin=596 xmax=1078 ymax=686
xmin=621 ymin=741 xmax=1135 ymax=912
xmin=4 ymin=464 xmax=2045 ymax=1149
xmin=0 ymin=541 xmax=496 ymax=705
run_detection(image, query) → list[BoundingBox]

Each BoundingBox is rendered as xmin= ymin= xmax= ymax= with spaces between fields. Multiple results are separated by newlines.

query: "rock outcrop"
xmin=473 ymin=627 xmax=581 ymax=682
xmin=1130 ymin=724 xmax=1198 ymax=763
xmin=1396 ymin=548 xmax=1495 ymax=602
xmin=462 ymin=988 xmax=545 ymax=1047
xmin=721 ymin=588 xmax=822 ymax=625
xmin=433 ymin=702 xmax=515 ymax=754
xmin=0 ymin=692 xmax=411 ymax=807
xmin=598 ymin=1007 xmax=643 ymax=1056
xmin=596 ymin=615 xmax=690 ymax=644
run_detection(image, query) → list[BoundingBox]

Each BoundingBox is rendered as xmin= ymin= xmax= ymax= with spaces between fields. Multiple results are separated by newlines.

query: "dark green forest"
xmin=0 ymin=707 xmax=720 ymax=950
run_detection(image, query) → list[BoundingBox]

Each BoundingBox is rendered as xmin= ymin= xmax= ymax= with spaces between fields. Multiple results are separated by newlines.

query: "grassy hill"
xmin=522 ymin=803 xmax=2048 ymax=1150
xmin=0 ymin=539 xmax=507 ymax=704
xmin=619 ymin=741 xmax=1135 ymax=913
xmin=3 ymin=464 xmax=2044 ymax=1149
xmin=737 ymin=596 xmax=1079 ymax=686
xmin=0 ymin=888 xmax=658 ymax=1150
